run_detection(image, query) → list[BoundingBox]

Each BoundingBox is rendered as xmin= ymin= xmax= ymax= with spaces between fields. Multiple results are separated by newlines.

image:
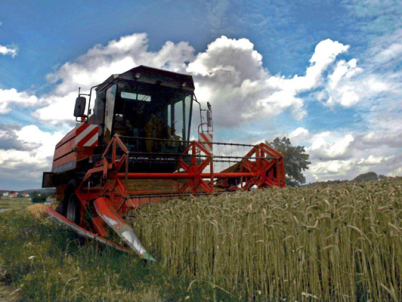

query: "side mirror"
xmin=207 ymin=110 xmax=212 ymax=128
xmin=74 ymin=96 xmax=86 ymax=117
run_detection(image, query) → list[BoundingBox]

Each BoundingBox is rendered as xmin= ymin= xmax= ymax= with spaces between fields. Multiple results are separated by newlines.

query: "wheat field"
xmin=129 ymin=177 xmax=402 ymax=301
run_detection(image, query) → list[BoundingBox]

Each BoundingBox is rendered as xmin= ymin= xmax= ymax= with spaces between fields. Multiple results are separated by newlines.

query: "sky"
xmin=0 ymin=0 xmax=402 ymax=190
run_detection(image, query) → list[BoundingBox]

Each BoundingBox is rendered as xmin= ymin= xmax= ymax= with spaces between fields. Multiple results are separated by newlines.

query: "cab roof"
xmin=96 ymin=65 xmax=195 ymax=92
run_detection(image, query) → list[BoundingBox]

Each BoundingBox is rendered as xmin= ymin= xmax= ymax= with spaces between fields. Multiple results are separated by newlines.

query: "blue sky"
xmin=0 ymin=0 xmax=401 ymax=190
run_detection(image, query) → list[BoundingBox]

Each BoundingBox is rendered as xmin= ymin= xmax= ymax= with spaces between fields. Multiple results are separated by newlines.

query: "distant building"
xmin=3 ymin=192 xmax=9 ymax=196
xmin=9 ymin=192 xmax=18 ymax=198
xmin=21 ymin=193 xmax=30 ymax=198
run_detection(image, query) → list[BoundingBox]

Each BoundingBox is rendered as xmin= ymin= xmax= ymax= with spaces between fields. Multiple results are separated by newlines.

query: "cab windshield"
xmin=105 ymin=81 xmax=192 ymax=146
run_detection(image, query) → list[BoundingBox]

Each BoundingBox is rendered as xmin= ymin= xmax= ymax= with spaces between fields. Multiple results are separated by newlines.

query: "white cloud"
xmin=187 ymin=37 xmax=348 ymax=127
xmin=16 ymin=125 xmax=63 ymax=155
xmin=304 ymin=39 xmax=349 ymax=90
xmin=307 ymin=158 xmax=358 ymax=181
xmin=0 ymin=125 xmax=65 ymax=183
xmin=305 ymin=152 xmax=402 ymax=182
xmin=358 ymin=155 xmax=384 ymax=165
xmin=32 ymin=92 xmax=79 ymax=126
xmin=0 ymin=44 xmax=17 ymax=57
xmin=318 ymin=59 xmax=365 ymax=107
xmin=352 ymin=130 xmax=402 ymax=149
xmin=47 ymin=33 xmax=194 ymax=96
xmin=328 ymin=59 xmax=361 ymax=90
xmin=374 ymin=42 xmax=402 ymax=64
xmin=285 ymin=124 xmax=402 ymax=183
xmin=0 ymin=88 xmax=40 ymax=114
xmin=318 ymin=29 xmax=402 ymax=110
xmin=289 ymin=127 xmax=311 ymax=142
xmin=0 ymin=123 xmax=32 ymax=151
xmin=187 ymin=36 xmax=264 ymax=79
xmin=371 ymin=34 xmax=402 ymax=62
xmin=318 ymin=58 xmax=392 ymax=108
xmin=307 ymin=132 xmax=354 ymax=161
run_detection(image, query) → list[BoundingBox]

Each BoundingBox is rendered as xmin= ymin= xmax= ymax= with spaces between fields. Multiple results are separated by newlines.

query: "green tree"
xmin=265 ymin=137 xmax=311 ymax=187
xmin=378 ymin=174 xmax=387 ymax=180
xmin=31 ymin=191 xmax=47 ymax=203
xmin=353 ymin=172 xmax=378 ymax=182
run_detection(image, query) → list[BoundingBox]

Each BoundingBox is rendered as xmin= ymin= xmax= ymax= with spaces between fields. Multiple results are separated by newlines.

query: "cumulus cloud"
xmin=328 ymin=29 xmax=402 ymax=149
xmin=316 ymin=29 xmax=402 ymax=110
xmin=306 ymin=152 xmax=402 ymax=182
xmin=0 ymin=88 xmax=41 ymax=114
xmin=285 ymin=124 xmax=402 ymax=183
xmin=33 ymin=92 xmax=83 ymax=126
xmin=317 ymin=57 xmax=391 ymax=108
xmin=351 ymin=131 xmax=402 ymax=149
xmin=187 ymin=37 xmax=349 ymax=127
xmin=307 ymin=132 xmax=354 ymax=161
xmin=308 ymin=158 xmax=357 ymax=179
xmin=0 ymin=125 xmax=64 ymax=183
xmin=47 ymin=33 xmax=194 ymax=96
xmin=289 ymin=127 xmax=312 ymax=142
xmin=0 ymin=124 xmax=32 ymax=151
xmin=0 ymin=44 xmax=17 ymax=57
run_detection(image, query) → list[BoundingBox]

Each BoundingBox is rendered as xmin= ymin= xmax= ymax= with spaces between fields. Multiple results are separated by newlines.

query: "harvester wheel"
xmin=56 ymin=180 xmax=77 ymax=216
xmin=66 ymin=193 xmax=80 ymax=225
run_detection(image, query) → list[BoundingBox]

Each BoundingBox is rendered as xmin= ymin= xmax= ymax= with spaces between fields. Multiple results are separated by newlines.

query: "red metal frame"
xmin=53 ymin=135 xmax=285 ymax=258
xmin=75 ymin=135 xmax=285 ymax=214
xmin=239 ymin=143 xmax=286 ymax=190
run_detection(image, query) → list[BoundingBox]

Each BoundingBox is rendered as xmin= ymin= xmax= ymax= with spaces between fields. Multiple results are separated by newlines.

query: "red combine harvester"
xmin=43 ymin=66 xmax=285 ymax=260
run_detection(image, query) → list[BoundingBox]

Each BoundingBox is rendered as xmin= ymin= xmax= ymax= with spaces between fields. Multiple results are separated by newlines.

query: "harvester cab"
xmin=74 ymin=66 xmax=196 ymax=173
xmin=43 ymin=65 xmax=285 ymax=261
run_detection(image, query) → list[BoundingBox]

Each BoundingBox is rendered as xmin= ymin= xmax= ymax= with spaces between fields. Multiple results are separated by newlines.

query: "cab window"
xmin=121 ymin=92 xmax=151 ymax=102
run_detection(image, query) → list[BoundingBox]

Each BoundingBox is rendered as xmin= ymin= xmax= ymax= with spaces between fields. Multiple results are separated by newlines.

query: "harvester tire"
xmin=66 ymin=193 xmax=80 ymax=225
xmin=56 ymin=180 xmax=77 ymax=216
